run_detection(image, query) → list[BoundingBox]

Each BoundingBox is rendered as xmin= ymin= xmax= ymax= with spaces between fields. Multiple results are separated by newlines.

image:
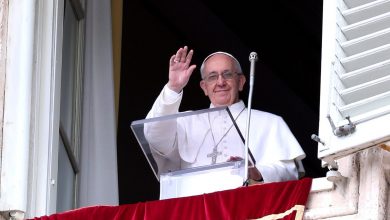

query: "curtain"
xmin=79 ymin=0 xmax=119 ymax=206
xmin=30 ymin=178 xmax=312 ymax=220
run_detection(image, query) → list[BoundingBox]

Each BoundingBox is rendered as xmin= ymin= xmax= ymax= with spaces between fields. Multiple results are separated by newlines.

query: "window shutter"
xmin=318 ymin=0 xmax=390 ymax=163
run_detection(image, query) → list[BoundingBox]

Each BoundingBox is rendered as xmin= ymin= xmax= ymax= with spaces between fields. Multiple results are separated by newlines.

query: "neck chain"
xmin=207 ymin=107 xmax=245 ymax=164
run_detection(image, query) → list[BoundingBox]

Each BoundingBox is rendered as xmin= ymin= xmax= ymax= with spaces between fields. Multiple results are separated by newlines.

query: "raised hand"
xmin=167 ymin=46 xmax=197 ymax=93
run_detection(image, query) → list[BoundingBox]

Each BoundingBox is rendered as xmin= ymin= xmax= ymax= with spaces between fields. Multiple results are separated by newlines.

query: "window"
xmin=57 ymin=0 xmax=85 ymax=212
xmin=0 ymin=0 xmax=85 ymax=216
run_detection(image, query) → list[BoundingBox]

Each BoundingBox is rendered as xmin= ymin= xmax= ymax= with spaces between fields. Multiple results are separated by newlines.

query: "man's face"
xmin=200 ymin=54 xmax=246 ymax=107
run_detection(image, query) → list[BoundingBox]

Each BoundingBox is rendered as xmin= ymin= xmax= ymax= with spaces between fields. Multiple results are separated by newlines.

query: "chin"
xmin=211 ymin=94 xmax=235 ymax=106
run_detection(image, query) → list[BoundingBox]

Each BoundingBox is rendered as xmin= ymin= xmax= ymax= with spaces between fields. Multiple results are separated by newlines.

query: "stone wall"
xmin=304 ymin=145 xmax=390 ymax=219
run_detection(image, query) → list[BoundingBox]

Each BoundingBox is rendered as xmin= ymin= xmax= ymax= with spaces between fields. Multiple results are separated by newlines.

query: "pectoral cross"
xmin=207 ymin=147 xmax=222 ymax=165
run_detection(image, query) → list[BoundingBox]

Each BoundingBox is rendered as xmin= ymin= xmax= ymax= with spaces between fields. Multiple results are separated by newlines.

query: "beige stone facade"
xmin=305 ymin=145 xmax=390 ymax=219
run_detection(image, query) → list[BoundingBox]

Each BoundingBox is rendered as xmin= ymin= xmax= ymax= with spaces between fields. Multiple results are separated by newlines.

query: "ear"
xmin=238 ymin=74 xmax=246 ymax=91
xmin=200 ymin=80 xmax=208 ymax=96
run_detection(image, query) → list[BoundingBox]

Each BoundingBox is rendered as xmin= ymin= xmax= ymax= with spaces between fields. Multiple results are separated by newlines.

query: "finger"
xmin=175 ymin=47 xmax=183 ymax=62
xmin=184 ymin=49 xmax=194 ymax=66
xmin=180 ymin=46 xmax=188 ymax=62
xmin=170 ymin=55 xmax=177 ymax=65
xmin=186 ymin=64 xmax=197 ymax=77
xmin=229 ymin=156 xmax=240 ymax=160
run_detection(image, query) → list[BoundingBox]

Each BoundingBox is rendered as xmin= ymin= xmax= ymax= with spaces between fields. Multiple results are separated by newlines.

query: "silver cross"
xmin=207 ymin=147 xmax=222 ymax=165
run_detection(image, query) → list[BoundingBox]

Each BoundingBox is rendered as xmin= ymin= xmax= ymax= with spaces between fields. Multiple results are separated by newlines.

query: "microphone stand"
xmin=244 ymin=52 xmax=258 ymax=184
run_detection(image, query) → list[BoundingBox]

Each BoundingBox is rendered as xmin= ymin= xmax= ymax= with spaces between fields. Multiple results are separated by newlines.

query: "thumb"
xmin=185 ymin=64 xmax=197 ymax=78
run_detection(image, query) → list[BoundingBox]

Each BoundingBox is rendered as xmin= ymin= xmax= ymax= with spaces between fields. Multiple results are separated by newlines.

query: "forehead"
xmin=203 ymin=54 xmax=236 ymax=73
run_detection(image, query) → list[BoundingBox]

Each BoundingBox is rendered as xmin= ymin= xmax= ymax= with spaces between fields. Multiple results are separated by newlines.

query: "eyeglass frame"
xmin=202 ymin=70 xmax=243 ymax=83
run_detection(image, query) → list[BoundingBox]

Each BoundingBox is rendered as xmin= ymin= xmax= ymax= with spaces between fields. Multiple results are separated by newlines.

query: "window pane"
xmin=60 ymin=0 xmax=79 ymax=151
xmin=57 ymin=137 xmax=76 ymax=212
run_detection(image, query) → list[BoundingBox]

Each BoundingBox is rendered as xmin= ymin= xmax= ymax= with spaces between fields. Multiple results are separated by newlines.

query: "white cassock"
xmin=145 ymin=85 xmax=306 ymax=183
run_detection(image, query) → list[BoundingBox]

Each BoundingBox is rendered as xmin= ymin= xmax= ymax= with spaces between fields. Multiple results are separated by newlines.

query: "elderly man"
xmin=145 ymin=46 xmax=305 ymax=183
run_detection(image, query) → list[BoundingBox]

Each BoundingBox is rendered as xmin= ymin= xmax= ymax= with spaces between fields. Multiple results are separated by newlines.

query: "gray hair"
xmin=200 ymin=52 xmax=243 ymax=78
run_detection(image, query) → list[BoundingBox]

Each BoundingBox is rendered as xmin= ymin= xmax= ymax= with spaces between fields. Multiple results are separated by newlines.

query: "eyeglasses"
xmin=203 ymin=71 xmax=241 ymax=83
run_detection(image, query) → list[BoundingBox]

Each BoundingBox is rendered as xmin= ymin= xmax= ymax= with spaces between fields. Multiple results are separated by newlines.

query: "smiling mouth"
xmin=214 ymin=89 xmax=229 ymax=93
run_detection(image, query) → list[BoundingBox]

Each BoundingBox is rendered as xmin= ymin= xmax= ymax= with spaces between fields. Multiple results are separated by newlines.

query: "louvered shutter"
xmin=318 ymin=0 xmax=390 ymax=163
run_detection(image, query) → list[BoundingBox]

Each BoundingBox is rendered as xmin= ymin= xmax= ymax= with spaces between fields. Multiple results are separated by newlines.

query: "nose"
xmin=216 ymin=75 xmax=227 ymax=85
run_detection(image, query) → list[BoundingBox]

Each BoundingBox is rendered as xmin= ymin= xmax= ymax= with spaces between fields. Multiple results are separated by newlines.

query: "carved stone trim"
xmin=304 ymin=153 xmax=359 ymax=219
xmin=0 ymin=210 xmax=25 ymax=220
xmin=304 ymin=146 xmax=390 ymax=219
xmin=356 ymin=146 xmax=388 ymax=219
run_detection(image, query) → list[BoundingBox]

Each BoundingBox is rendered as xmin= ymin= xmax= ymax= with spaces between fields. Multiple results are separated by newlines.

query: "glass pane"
xmin=130 ymin=107 xmax=255 ymax=182
xmin=60 ymin=0 xmax=79 ymax=151
xmin=57 ymin=136 xmax=76 ymax=212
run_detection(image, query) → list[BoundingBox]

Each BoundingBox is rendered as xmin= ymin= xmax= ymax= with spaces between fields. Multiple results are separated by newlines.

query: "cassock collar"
xmin=209 ymin=100 xmax=246 ymax=118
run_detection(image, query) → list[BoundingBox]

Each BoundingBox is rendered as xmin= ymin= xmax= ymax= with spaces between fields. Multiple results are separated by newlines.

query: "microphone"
xmin=249 ymin=52 xmax=258 ymax=87
xmin=244 ymin=52 xmax=258 ymax=184
xmin=249 ymin=52 xmax=258 ymax=61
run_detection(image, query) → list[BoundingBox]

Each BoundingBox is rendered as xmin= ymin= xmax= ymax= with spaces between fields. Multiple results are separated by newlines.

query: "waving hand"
xmin=167 ymin=46 xmax=197 ymax=93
